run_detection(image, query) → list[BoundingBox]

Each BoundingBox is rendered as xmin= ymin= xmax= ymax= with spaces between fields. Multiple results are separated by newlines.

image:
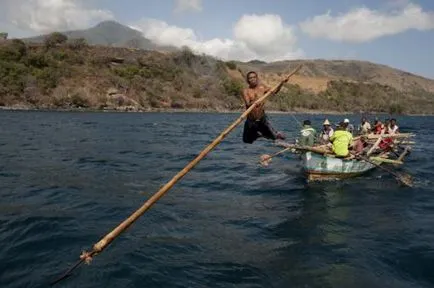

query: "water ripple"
xmin=0 ymin=111 xmax=434 ymax=288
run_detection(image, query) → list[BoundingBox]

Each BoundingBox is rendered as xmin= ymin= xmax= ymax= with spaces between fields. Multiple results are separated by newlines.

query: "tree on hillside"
xmin=0 ymin=33 xmax=7 ymax=40
xmin=225 ymin=61 xmax=237 ymax=70
xmin=68 ymin=38 xmax=88 ymax=50
xmin=44 ymin=32 xmax=68 ymax=48
xmin=125 ymin=38 xmax=142 ymax=49
xmin=173 ymin=46 xmax=197 ymax=68
xmin=0 ymin=39 xmax=27 ymax=61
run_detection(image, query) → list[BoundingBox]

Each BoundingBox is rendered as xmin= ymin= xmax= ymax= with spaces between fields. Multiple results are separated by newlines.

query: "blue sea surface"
xmin=0 ymin=110 xmax=433 ymax=288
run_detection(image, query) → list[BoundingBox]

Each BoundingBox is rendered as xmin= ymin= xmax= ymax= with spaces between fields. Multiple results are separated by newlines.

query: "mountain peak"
xmin=21 ymin=20 xmax=177 ymax=51
xmin=93 ymin=20 xmax=129 ymax=29
xmin=89 ymin=20 xmax=140 ymax=36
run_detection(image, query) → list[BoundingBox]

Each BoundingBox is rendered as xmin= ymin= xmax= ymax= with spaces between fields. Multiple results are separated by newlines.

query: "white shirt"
xmin=359 ymin=122 xmax=371 ymax=134
xmin=320 ymin=127 xmax=334 ymax=142
xmin=388 ymin=124 xmax=399 ymax=134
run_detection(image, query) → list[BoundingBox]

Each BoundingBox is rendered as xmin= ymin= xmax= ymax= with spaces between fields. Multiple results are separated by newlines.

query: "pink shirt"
xmin=353 ymin=139 xmax=365 ymax=154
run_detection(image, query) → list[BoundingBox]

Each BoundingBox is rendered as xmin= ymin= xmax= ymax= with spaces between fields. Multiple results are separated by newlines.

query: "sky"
xmin=1 ymin=0 xmax=434 ymax=78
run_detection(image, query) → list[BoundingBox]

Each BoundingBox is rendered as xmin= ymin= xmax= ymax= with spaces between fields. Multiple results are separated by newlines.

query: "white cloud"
xmin=174 ymin=0 xmax=202 ymax=13
xmin=234 ymin=14 xmax=299 ymax=57
xmin=132 ymin=14 xmax=303 ymax=62
xmin=299 ymin=3 xmax=434 ymax=43
xmin=3 ymin=0 xmax=114 ymax=34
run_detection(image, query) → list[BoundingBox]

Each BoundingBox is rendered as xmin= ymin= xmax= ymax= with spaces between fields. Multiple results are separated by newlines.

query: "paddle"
xmin=352 ymin=153 xmax=413 ymax=187
xmin=50 ymin=64 xmax=303 ymax=286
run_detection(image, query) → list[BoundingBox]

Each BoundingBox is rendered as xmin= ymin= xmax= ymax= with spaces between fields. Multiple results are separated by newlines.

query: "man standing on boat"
xmin=241 ymin=71 xmax=286 ymax=144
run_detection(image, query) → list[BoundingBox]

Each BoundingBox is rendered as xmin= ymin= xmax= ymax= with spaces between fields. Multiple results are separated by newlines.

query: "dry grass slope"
xmin=239 ymin=59 xmax=434 ymax=93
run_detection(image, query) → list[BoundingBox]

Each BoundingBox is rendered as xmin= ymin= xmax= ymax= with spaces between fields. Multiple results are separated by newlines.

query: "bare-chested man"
xmin=242 ymin=71 xmax=286 ymax=144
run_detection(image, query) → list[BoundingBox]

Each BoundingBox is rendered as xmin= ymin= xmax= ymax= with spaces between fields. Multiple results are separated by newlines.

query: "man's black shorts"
xmin=242 ymin=115 xmax=281 ymax=144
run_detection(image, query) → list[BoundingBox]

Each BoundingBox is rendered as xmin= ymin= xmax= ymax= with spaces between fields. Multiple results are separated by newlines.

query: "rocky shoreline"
xmin=1 ymin=105 xmax=430 ymax=116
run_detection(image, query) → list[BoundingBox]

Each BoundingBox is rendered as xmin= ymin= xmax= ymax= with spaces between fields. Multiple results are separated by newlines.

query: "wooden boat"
xmin=275 ymin=132 xmax=414 ymax=182
xmin=302 ymin=151 xmax=379 ymax=181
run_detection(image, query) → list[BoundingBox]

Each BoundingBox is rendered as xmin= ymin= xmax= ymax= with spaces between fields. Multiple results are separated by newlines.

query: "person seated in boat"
xmin=358 ymin=117 xmax=371 ymax=135
xmin=329 ymin=122 xmax=353 ymax=158
xmin=298 ymin=120 xmax=316 ymax=147
xmin=388 ymin=118 xmax=399 ymax=134
xmin=377 ymin=118 xmax=399 ymax=150
xmin=373 ymin=120 xmax=385 ymax=134
xmin=351 ymin=135 xmax=369 ymax=156
xmin=384 ymin=118 xmax=391 ymax=133
xmin=378 ymin=124 xmax=394 ymax=151
xmin=241 ymin=71 xmax=286 ymax=144
xmin=343 ymin=118 xmax=355 ymax=135
xmin=319 ymin=119 xmax=334 ymax=144
xmin=379 ymin=137 xmax=394 ymax=151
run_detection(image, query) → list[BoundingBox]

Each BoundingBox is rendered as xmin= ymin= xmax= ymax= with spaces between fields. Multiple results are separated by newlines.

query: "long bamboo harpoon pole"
xmin=50 ymin=64 xmax=302 ymax=285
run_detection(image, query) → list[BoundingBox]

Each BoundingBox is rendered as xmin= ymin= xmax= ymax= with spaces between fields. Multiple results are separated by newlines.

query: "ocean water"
xmin=0 ymin=110 xmax=433 ymax=288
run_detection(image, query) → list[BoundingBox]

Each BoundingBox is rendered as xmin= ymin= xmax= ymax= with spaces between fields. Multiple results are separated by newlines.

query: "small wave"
xmin=1 ymin=111 xmax=434 ymax=288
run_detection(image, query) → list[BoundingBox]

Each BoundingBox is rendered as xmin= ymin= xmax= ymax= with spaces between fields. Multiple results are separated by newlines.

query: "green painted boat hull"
xmin=302 ymin=152 xmax=379 ymax=181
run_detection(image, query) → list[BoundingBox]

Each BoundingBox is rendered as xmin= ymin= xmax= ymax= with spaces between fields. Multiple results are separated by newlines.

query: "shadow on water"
xmin=261 ymin=180 xmax=428 ymax=288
